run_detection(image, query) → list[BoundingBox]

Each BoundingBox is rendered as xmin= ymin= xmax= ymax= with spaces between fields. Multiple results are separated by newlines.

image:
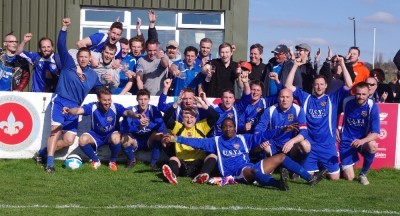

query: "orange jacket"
xmin=352 ymin=62 xmax=370 ymax=85
xmin=350 ymin=62 xmax=370 ymax=95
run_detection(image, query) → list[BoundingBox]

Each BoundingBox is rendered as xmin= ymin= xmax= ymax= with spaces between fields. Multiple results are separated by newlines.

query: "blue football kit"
xmin=293 ymin=86 xmax=350 ymax=173
xmin=339 ymin=97 xmax=380 ymax=172
xmin=88 ymin=33 xmax=122 ymax=59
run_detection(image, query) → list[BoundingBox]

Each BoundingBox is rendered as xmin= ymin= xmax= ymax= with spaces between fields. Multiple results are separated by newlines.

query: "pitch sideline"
xmin=0 ymin=204 xmax=399 ymax=214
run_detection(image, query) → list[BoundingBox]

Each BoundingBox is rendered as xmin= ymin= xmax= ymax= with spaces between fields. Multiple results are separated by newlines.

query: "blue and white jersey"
xmin=255 ymin=103 xmax=307 ymax=148
xmin=19 ymin=51 xmax=60 ymax=92
xmin=89 ymin=33 xmax=122 ymax=59
xmin=82 ymin=102 xmax=127 ymax=136
xmin=340 ymin=97 xmax=380 ymax=143
xmin=112 ymin=54 xmax=139 ymax=94
xmin=0 ymin=55 xmax=17 ymax=91
xmin=177 ymin=130 xmax=277 ymax=177
xmin=195 ymin=53 xmax=212 ymax=67
xmin=293 ymin=86 xmax=349 ymax=146
xmin=211 ymin=93 xmax=251 ymax=136
xmin=56 ymin=30 xmax=102 ymax=105
xmin=120 ymin=104 xmax=165 ymax=135
xmin=238 ymin=96 xmax=277 ymax=133
xmin=171 ymin=59 xmax=204 ymax=96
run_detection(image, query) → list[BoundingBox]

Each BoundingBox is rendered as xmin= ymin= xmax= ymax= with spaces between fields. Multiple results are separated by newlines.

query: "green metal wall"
xmin=0 ymin=0 xmax=249 ymax=60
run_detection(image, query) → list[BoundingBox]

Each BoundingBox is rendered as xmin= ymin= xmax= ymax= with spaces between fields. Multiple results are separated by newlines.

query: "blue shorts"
xmin=303 ymin=143 xmax=339 ymax=174
xmin=234 ymin=161 xmax=263 ymax=183
xmin=85 ymin=130 xmax=117 ymax=151
xmin=51 ymin=95 xmax=79 ymax=134
xmin=126 ymin=133 xmax=152 ymax=152
xmin=339 ymin=141 xmax=364 ymax=167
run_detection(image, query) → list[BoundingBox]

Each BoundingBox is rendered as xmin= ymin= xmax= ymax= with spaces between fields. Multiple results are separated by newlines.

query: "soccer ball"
xmin=64 ymin=154 xmax=83 ymax=170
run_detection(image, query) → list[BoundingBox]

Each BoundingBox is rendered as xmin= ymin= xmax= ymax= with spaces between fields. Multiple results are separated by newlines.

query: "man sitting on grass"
xmin=120 ymin=89 xmax=165 ymax=170
xmin=62 ymin=87 xmax=139 ymax=171
xmin=163 ymin=118 xmax=299 ymax=191
xmin=162 ymin=91 xmax=219 ymax=184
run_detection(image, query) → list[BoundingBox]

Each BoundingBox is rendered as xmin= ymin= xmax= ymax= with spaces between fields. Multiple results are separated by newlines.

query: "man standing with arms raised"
xmin=40 ymin=18 xmax=102 ymax=173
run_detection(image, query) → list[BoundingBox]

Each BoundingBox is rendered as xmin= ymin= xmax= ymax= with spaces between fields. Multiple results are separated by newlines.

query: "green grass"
xmin=1 ymin=159 xmax=400 ymax=215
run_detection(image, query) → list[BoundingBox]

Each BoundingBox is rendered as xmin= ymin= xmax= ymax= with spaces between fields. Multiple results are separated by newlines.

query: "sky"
xmin=248 ymin=0 xmax=400 ymax=64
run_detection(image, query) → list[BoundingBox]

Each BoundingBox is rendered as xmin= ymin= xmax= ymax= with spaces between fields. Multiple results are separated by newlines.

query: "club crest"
xmin=320 ymin=101 xmax=326 ymax=106
xmin=361 ymin=111 xmax=367 ymax=117
xmin=234 ymin=143 xmax=239 ymax=149
xmin=227 ymin=113 xmax=233 ymax=118
xmin=187 ymin=131 xmax=192 ymax=137
xmin=107 ymin=116 xmax=113 ymax=122
xmin=288 ymin=114 xmax=294 ymax=121
xmin=257 ymin=107 xmax=262 ymax=113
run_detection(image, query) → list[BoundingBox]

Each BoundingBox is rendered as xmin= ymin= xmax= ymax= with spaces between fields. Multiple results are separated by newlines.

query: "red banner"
xmin=355 ymin=103 xmax=397 ymax=169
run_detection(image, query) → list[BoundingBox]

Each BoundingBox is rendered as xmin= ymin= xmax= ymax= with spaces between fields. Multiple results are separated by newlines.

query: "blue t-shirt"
xmin=112 ymin=54 xmax=140 ymax=94
xmin=195 ymin=53 xmax=212 ymax=67
xmin=238 ymin=96 xmax=278 ymax=133
xmin=82 ymin=102 xmax=127 ymax=136
xmin=255 ymin=103 xmax=307 ymax=148
xmin=293 ymin=86 xmax=349 ymax=146
xmin=171 ymin=60 xmax=203 ymax=96
xmin=0 ymin=55 xmax=17 ymax=91
xmin=19 ymin=51 xmax=61 ymax=92
xmin=177 ymin=130 xmax=278 ymax=177
xmin=56 ymin=30 xmax=102 ymax=105
xmin=211 ymin=93 xmax=251 ymax=136
xmin=120 ymin=104 xmax=165 ymax=135
xmin=89 ymin=33 xmax=122 ymax=59
xmin=269 ymin=63 xmax=283 ymax=96
xmin=340 ymin=97 xmax=380 ymax=143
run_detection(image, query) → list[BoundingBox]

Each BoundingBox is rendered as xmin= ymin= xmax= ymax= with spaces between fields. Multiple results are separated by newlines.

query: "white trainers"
xmin=359 ymin=174 xmax=370 ymax=185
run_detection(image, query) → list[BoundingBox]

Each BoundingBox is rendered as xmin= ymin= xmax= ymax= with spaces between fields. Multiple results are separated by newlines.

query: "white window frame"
xmin=177 ymin=11 xmax=224 ymax=29
xmin=79 ymin=7 xmax=224 ymax=45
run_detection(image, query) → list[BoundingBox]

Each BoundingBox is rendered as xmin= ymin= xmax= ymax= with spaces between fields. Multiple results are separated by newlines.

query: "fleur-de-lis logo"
xmin=0 ymin=112 xmax=24 ymax=136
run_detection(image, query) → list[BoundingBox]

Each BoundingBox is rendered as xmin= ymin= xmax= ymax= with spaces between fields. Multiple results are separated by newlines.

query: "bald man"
xmin=0 ymin=33 xmax=30 ymax=91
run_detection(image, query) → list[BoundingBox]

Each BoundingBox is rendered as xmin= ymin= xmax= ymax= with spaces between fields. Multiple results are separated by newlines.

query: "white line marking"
xmin=0 ymin=204 xmax=398 ymax=215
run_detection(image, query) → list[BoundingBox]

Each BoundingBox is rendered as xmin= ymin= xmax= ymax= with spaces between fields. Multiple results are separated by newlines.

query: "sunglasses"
xmin=366 ymin=83 xmax=376 ymax=87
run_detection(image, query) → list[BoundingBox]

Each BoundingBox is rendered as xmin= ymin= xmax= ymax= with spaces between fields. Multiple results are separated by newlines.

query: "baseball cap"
xmin=166 ymin=40 xmax=179 ymax=48
xmin=239 ymin=61 xmax=252 ymax=71
xmin=295 ymin=43 xmax=311 ymax=52
xmin=271 ymin=44 xmax=289 ymax=54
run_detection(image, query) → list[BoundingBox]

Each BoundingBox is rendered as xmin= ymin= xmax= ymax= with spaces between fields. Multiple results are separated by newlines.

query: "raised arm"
xmin=148 ymin=10 xmax=158 ymax=42
xmin=136 ymin=17 xmax=142 ymax=36
xmin=338 ymin=55 xmax=352 ymax=89
xmin=285 ymin=58 xmax=305 ymax=92
xmin=16 ymin=33 xmax=32 ymax=55
xmin=162 ymin=103 xmax=178 ymax=130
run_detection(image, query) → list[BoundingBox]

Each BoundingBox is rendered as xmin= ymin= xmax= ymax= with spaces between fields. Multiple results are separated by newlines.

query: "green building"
xmin=0 ymin=0 xmax=249 ymax=61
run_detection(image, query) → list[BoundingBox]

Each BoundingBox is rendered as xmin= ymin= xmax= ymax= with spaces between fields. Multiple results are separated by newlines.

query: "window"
xmin=80 ymin=8 xmax=224 ymax=58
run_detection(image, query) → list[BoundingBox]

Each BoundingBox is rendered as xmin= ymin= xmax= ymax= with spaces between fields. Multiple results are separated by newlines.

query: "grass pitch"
xmin=0 ymin=159 xmax=399 ymax=215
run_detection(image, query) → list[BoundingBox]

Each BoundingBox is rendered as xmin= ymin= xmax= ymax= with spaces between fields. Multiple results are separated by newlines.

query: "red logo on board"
xmin=0 ymin=103 xmax=33 ymax=145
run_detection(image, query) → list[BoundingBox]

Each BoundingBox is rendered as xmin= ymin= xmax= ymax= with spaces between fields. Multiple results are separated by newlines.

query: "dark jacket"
xmin=249 ymin=60 xmax=266 ymax=81
xmin=319 ymin=60 xmax=356 ymax=90
xmin=394 ymin=49 xmax=400 ymax=70
xmin=297 ymin=61 xmax=316 ymax=94
xmin=261 ymin=57 xmax=294 ymax=96
xmin=0 ymin=53 xmax=30 ymax=91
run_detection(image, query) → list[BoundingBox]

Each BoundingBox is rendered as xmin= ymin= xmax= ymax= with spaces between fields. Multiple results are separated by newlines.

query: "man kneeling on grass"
xmin=163 ymin=118 xmax=302 ymax=191
xmin=63 ymin=87 xmax=139 ymax=171
xmin=162 ymin=91 xmax=220 ymax=184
